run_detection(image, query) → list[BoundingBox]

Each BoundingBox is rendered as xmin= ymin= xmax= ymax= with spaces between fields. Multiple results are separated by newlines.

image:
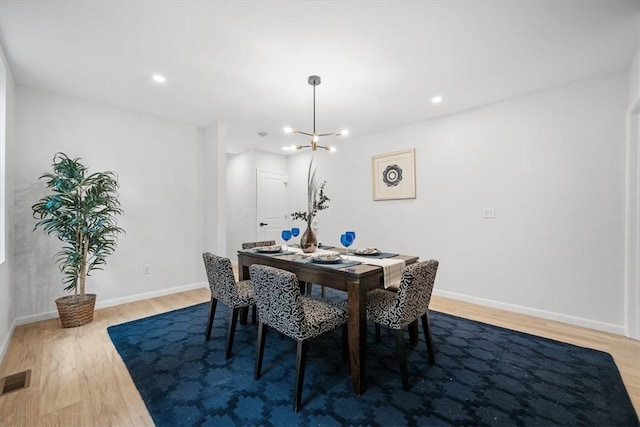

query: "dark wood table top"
xmin=237 ymin=250 xmax=418 ymax=291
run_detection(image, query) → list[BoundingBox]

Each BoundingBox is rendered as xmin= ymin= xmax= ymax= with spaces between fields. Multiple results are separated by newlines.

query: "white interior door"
xmin=257 ymin=170 xmax=288 ymax=244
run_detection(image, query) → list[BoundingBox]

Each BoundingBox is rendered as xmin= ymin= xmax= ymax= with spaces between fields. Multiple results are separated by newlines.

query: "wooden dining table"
xmin=237 ymin=249 xmax=418 ymax=395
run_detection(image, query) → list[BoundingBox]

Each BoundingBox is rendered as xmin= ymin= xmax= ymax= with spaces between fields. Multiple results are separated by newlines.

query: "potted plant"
xmin=32 ymin=152 xmax=124 ymax=328
xmin=291 ymin=158 xmax=330 ymax=253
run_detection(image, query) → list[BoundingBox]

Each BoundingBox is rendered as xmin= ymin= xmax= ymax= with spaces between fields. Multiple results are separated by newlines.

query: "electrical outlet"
xmin=482 ymin=207 xmax=496 ymax=219
xmin=143 ymin=264 xmax=150 ymax=275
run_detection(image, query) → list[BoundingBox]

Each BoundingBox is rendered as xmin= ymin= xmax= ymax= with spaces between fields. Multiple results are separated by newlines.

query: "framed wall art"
xmin=371 ymin=148 xmax=416 ymax=201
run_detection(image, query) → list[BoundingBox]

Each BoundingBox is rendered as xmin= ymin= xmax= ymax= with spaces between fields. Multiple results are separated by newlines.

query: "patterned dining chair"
xmin=240 ymin=240 xmax=276 ymax=321
xmin=202 ymin=252 xmax=256 ymax=359
xmin=249 ymin=264 xmax=348 ymax=412
xmin=241 ymin=240 xmax=276 ymax=250
xmin=366 ymin=259 xmax=439 ymax=390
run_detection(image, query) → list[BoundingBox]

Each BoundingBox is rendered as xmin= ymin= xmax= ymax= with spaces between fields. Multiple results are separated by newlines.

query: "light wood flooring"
xmin=0 ymin=287 xmax=638 ymax=426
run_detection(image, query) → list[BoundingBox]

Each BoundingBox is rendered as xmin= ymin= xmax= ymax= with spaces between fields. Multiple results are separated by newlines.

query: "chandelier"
xmin=284 ymin=75 xmax=348 ymax=151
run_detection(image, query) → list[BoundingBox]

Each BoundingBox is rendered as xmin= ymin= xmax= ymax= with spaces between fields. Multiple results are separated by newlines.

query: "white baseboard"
xmin=0 ymin=318 xmax=17 ymax=365
xmin=14 ymin=282 xmax=208 ymax=326
xmin=433 ymin=289 xmax=625 ymax=335
xmin=94 ymin=281 xmax=208 ymax=310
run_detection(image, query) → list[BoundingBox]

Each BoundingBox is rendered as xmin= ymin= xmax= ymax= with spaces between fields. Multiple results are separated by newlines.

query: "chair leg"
xmin=409 ymin=320 xmax=419 ymax=346
xmin=375 ymin=323 xmax=381 ymax=342
xmin=205 ymin=297 xmax=217 ymax=340
xmin=225 ymin=307 xmax=239 ymax=360
xmin=421 ymin=312 xmax=436 ymax=365
xmin=305 ymin=282 xmax=312 ymax=295
xmin=255 ymin=322 xmax=267 ymax=380
xmin=321 ymin=285 xmax=326 ymax=298
xmin=294 ymin=340 xmax=308 ymax=412
xmin=239 ymin=306 xmax=248 ymax=325
xmin=341 ymin=323 xmax=348 ymax=363
xmin=395 ymin=329 xmax=410 ymax=391
xmin=251 ymin=304 xmax=257 ymax=324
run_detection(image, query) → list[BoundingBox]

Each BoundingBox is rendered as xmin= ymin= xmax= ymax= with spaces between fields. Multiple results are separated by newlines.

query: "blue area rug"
xmin=107 ymin=291 xmax=639 ymax=426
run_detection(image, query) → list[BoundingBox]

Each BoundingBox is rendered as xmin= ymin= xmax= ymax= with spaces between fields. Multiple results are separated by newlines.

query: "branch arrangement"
xmin=291 ymin=158 xmax=330 ymax=224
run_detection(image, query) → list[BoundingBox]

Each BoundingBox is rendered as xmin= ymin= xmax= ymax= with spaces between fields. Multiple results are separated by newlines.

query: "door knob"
xmin=259 ymin=222 xmax=268 ymax=226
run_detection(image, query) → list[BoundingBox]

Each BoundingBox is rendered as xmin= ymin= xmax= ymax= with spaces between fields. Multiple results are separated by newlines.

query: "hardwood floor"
xmin=0 ymin=288 xmax=638 ymax=426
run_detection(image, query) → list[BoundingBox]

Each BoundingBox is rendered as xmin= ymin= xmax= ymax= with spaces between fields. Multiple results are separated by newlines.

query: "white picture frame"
xmin=371 ymin=148 xmax=416 ymax=201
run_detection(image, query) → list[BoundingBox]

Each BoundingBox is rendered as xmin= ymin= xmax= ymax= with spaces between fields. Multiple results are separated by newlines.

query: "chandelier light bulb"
xmin=329 ymin=146 xmax=337 ymax=152
xmin=283 ymin=126 xmax=294 ymax=134
xmin=312 ymin=134 xmax=319 ymax=143
xmin=339 ymin=129 xmax=349 ymax=136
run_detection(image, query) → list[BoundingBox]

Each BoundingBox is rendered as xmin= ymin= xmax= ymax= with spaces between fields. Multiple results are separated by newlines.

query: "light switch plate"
xmin=482 ymin=207 xmax=496 ymax=219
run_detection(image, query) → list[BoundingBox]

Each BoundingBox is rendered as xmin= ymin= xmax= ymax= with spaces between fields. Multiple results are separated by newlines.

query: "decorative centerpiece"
xmin=291 ymin=159 xmax=330 ymax=253
xmin=32 ymin=153 xmax=124 ymax=328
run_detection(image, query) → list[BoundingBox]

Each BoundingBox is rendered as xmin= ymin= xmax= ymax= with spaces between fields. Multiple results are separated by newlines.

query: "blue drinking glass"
xmin=340 ymin=233 xmax=353 ymax=256
xmin=346 ymin=231 xmax=356 ymax=247
xmin=291 ymin=227 xmax=300 ymax=237
xmin=281 ymin=229 xmax=292 ymax=250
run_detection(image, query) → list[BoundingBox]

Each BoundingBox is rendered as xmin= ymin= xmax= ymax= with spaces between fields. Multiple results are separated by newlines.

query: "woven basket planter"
xmin=55 ymin=294 xmax=97 ymax=328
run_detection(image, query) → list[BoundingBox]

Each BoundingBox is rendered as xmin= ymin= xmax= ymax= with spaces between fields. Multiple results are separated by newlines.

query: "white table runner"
xmin=344 ymin=255 xmax=405 ymax=288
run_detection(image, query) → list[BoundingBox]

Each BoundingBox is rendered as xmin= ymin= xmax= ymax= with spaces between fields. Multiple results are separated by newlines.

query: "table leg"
xmin=238 ymin=262 xmax=249 ymax=324
xmin=238 ymin=263 xmax=249 ymax=281
xmin=347 ymin=279 xmax=367 ymax=395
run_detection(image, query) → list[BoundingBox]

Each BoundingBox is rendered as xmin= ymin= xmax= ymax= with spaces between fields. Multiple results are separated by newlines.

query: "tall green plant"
xmin=32 ymin=153 xmax=124 ymax=297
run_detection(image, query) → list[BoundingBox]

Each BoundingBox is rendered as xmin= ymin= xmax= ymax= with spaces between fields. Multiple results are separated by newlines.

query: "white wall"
xmin=630 ymin=45 xmax=640 ymax=110
xmin=226 ymin=150 xmax=287 ymax=258
xmin=288 ymin=73 xmax=628 ymax=333
xmin=13 ymin=86 xmax=205 ymax=323
xmin=625 ymin=44 xmax=640 ymax=338
xmin=227 ymin=150 xmax=257 ymax=258
xmin=202 ymin=122 xmax=228 ymax=257
xmin=0 ymin=43 xmax=16 ymax=360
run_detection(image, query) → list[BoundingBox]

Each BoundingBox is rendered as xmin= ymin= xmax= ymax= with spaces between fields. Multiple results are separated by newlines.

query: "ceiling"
xmin=0 ymin=1 xmax=638 ymax=155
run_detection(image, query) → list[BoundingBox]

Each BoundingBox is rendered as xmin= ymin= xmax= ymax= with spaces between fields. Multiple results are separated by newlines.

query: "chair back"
xmin=202 ymin=253 xmax=240 ymax=305
xmin=394 ymin=260 xmax=439 ymax=325
xmin=249 ymin=264 xmax=306 ymax=338
xmin=242 ymin=240 xmax=276 ymax=250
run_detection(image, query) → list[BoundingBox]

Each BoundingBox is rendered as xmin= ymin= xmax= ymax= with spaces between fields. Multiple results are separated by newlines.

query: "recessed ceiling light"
xmin=258 ymin=131 xmax=268 ymax=137
xmin=152 ymin=74 xmax=166 ymax=83
xmin=431 ymin=95 xmax=443 ymax=104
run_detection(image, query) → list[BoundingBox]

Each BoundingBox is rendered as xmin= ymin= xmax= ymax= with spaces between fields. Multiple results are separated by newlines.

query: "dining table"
xmin=237 ymin=246 xmax=418 ymax=395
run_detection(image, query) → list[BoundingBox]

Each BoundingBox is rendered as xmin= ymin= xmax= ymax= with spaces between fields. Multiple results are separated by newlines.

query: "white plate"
xmin=354 ymin=248 xmax=380 ymax=255
xmin=310 ymin=254 xmax=342 ymax=264
xmin=255 ymin=245 xmax=282 ymax=253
